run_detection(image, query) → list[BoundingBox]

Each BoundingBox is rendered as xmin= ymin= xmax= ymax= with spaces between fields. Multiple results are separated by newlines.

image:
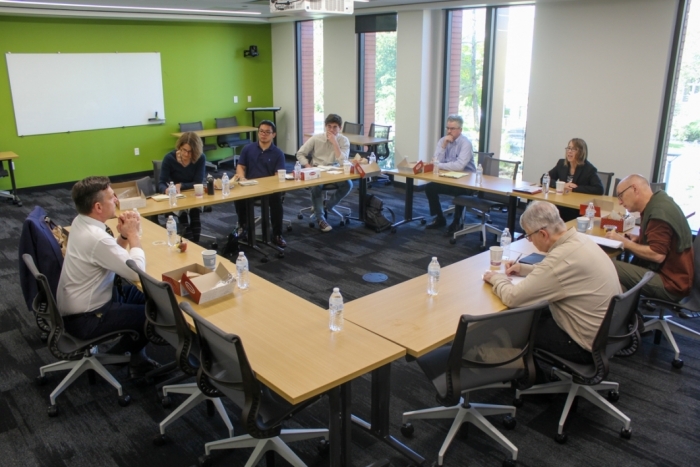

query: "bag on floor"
xmin=364 ymin=194 xmax=395 ymax=233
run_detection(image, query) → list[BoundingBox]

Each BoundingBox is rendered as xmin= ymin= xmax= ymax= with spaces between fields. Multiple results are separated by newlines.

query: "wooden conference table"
xmin=111 ymin=217 xmax=405 ymax=467
xmin=0 ymin=151 xmax=21 ymax=206
xmin=121 ymin=170 xmax=364 ymax=261
xmin=171 ymin=125 xmax=258 ymax=140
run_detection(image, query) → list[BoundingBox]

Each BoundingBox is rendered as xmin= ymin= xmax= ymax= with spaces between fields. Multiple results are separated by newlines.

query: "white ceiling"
xmin=0 ymin=0 xmax=556 ymax=23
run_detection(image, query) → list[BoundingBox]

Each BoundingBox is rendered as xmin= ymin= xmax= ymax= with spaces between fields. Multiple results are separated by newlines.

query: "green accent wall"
xmin=0 ymin=16 xmax=273 ymax=189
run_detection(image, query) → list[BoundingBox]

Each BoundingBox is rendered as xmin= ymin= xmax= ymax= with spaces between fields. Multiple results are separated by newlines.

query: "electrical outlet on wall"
xmin=247 ymin=96 xmax=252 ymax=103
xmin=134 ymin=148 xmax=140 ymax=156
xmin=234 ymin=96 xmax=238 ymax=103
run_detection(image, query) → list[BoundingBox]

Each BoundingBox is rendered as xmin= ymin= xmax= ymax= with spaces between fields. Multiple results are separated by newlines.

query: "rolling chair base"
xmin=159 ymin=382 xmax=234 ymax=437
xmin=643 ymin=315 xmax=700 ymax=367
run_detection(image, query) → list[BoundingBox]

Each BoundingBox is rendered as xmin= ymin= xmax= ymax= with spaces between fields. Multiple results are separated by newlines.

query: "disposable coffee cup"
xmin=202 ymin=250 xmax=217 ymax=270
xmin=343 ymin=162 xmax=352 ymax=174
xmin=194 ymin=184 xmax=204 ymax=197
xmin=489 ymin=246 xmax=504 ymax=267
xmin=277 ymin=169 xmax=286 ymax=182
xmin=555 ymin=180 xmax=565 ymax=194
xmin=576 ymin=217 xmax=589 ymax=233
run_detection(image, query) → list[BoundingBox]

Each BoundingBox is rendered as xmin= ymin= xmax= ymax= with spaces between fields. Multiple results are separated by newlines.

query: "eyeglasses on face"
xmin=179 ymin=148 xmax=192 ymax=154
xmin=616 ymin=185 xmax=633 ymax=200
xmin=258 ymin=130 xmax=274 ymax=135
xmin=565 ymin=146 xmax=578 ymax=152
xmin=524 ymin=226 xmax=547 ymax=241
xmin=446 ymin=126 xmax=462 ymax=131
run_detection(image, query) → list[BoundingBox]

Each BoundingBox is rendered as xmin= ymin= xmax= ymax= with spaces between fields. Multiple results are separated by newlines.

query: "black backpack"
xmin=364 ymin=194 xmax=395 ymax=233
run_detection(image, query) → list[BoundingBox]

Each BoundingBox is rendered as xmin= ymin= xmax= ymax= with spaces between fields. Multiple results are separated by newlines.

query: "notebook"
xmin=518 ymin=253 xmax=546 ymax=265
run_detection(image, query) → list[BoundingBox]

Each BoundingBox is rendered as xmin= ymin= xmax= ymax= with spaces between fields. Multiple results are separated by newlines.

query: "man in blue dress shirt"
xmin=234 ymin=120 xmax=287 ymax=248
xmin=424 ymin=115 xmax=476 ymax=232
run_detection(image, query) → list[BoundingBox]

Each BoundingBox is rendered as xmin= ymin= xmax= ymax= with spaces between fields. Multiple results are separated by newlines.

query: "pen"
xmin=512 ymin=253 xmax=523 ymax=264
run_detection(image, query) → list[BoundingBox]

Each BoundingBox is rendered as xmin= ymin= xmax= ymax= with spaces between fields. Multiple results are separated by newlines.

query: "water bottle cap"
xmin=238 ymin=252 xmax=244 ymax=257
xmin=432 ymin=256 xmax=437 ymax=260
xmin=333 ymin=287 xmax=340 ymax=292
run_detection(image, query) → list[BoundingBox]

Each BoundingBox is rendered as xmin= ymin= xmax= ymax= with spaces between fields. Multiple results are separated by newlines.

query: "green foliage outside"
xmin=375 ymin=32 xmax=397 ymax=127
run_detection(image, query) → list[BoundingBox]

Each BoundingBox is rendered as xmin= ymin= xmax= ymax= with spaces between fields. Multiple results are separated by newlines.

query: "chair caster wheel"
xmin=513 ymin=398 xmax=523 ymax=408
xmin=118 ymin=394 xmax=132 ymax=407
xmin=36 ymin=375 xmax=47 ymax=386
xmin=210 ymin=242 xmax=218 ymax=250
xmin=317 ymin=438 xmax=330 ymax=455
xmin=297 ymin=214 xmax=303 ymax=220
xmin=503 ymin=459 xmax=517 ymax=467
xmin=620 ymin=428 xmax=632 ymax=439
xmin=198 ymin=455 xmax=212 ymax=467
xmin=607 ymin=390 xmax=619 ymax=402
xmin=277 ymin=252 xmax=285 ymax=258
xmin=153 ymin=434 xmax=169 ymax=446
xmin=400 ymin=423 xmax=414 ymax=437
xmin=345 ymin=218 xmax=350 ymax=225
xmin=502 ymin=415 xmax=516 ymax=430
xmin=261 ymin=257 xmax=269 ymax=263
xmin=449 ymin=238 xmax=456 ymax=245
xmin=287 ymin=225 xmax=292 ymax=232
xmin=391 ymin=228 xmax=397 ymax=234
xmin=161 ymin=395 xmax=172 ymax=408
xmin=420 ymin=219 xmax=426 ymax=225
xmin=672 ymin=358 xmax=684 ymax=369
xmin=48 ymin=405 xmax=58 ymax=417
xmin=555 ymin=432 xmax=567 ymax=444
xmin=339 ymin=220 xmax=345 ymax=226
xmin=309 ymin=222 xmax=315 ymax=228
xmin=479 ymin=245 xmax=488 ymax=252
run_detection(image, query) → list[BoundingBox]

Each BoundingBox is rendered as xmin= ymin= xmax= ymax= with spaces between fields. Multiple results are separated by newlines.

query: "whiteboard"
xmin=6 ymin=53 xmax=165 ymax=136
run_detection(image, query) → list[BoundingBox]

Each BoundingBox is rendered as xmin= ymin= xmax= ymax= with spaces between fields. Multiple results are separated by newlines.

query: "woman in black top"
xmin=158 ymin=132 xmax=207 ymax=243
xmin=546 ymin=138 xmax=604 ymax=195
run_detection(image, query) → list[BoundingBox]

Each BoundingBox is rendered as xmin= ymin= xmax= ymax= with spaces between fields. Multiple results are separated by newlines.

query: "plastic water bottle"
xmin=432 ymin=156 xmax=440 ymax=175
xmin=166 ymin=215 xmax=177 ymax=247
xmin=132 ymin=207 xmax=142 ymax=238
xmin=236 ymin=252 xmax=249 ymax=290
xmin=427 ymin=257 xmax=440 ymax=296
xmin=586 ymin=202 xmax=596 ymax=232
xmin=222 ymin=173 xmax=230 ymax=197
xmin=294 ymin=161 xmax=302 ymax=181
xmin=500 ymin=228 xmax=512 ymax=261
xmin=329 ymin=287 xmax=344 ymax=332
xmin=475 ymin=164 xmax=483 ymax=185
xmin=168 ymin=181 xmax=177 ymax=207
xmin=369 ymin=152 xmax=376 ymax=165
xmin=542 ymin=173 xmax=550 ymax=194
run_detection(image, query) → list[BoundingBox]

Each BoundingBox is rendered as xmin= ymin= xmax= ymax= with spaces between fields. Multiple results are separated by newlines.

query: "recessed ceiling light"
xmin=0 ymin=0 xmax=261 ymax=16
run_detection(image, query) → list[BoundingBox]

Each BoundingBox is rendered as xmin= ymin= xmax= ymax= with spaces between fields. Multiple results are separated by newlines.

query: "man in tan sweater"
xmin=483 ymin=201 xmax=621 ymax=363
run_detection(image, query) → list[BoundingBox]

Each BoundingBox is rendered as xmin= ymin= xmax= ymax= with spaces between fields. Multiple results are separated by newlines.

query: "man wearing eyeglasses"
xmin=234 ymin=120 xmax=288 ymax=248
xmin=483 ymin=201 xmax=620 ymax=364
xmin=606 ymin=174 xmax=693 ymax=305
xmin=424 ymin=115 xmax=476 ymax=232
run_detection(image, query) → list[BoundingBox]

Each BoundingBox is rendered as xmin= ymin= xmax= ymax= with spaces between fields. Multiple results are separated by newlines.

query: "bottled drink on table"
xmin=369 ymin=152 xmax=376 ymax=165
xmin=500 ymin=228 xmax=512 ymax=261
xmin=222 ymin=173 xmax=230 ymax=197
xmin=132 ymin=207 xmax=142 ymax=238
xmin=586 ymin=202 xmax=596 ymax=232
xmin=432 ymin=156 xmax=440 ymax=176
xmin=236 ymin=252 xmax=249 ymax=290
xmin=329 ymin=287 xmax=344 ymax=332
xmin=294 ymin=161 xmax=302 ymax=181
xmin=166 ymin=215 xmax=177 ymax=247
xmin=168 ymin=181 xmax=177 ymax=207
xmin=427 ymin=257 xmax=440 ymax=296
xmin=475 ymin=164 xmax=483 ymax=185
xmin=542 ymin=173 xmax=550 ymax=194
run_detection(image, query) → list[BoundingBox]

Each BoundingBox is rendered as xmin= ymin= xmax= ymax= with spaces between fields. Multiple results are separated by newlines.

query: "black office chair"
xmin=362 ymin=123 xmax=392 ymax=187
xmin=182 ymin=304 xmax=329 ymax=467
xmin=126 ymin=261 xmax=234 ymax=445
xmin=612 ymin=178 xmax=666 ymax=196
xmin=342 ymin=121 xmax=363 ymax=156
xmin=597 ymin=171 xmax=614 ymax=196
xmin=179 ymin=121 xmax=217 ymax=172
xmin=214 ymin=116 xmax=251 ymax=172
xmin=515 ymin=272 xmax=654 ymax=443
xmin=639 ymin=233 xmax=700 ymax=368
xmin=23 ymin=254 xmax=135 ymax=416
xmin=297 ymin=155 xmax=352 ymax=227
xmin=450 ymin=155 xmax=521 ymax=249
xmin=401 ymin=303 xmax=545 ymax=467
xmin=442 ymin=152 xmax=494 ymax=219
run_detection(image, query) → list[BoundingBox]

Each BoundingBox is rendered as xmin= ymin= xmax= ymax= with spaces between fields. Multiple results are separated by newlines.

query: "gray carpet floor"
xmin=1 ymin=165 xmax=699 ymax=467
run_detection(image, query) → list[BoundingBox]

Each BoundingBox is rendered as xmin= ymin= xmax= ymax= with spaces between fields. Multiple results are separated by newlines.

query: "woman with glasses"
xmin=545 ymin=138 xmax=604 ymax=195
xmin=158 ymin=131 xmax=207 ymax=243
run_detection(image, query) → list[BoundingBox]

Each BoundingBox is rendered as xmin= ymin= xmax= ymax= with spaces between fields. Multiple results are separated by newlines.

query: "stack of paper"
xmin=589 ymin=235 xmax=623 ymax=250
xmin=439 ymin=171 xmax=468 ymax=179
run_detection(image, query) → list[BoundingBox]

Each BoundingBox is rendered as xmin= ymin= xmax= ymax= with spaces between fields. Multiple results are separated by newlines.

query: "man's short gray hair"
xmin=520 ymin=201 xmax=566 ymax=235
xmin=446 ymin=115 xmax=464 ymax=128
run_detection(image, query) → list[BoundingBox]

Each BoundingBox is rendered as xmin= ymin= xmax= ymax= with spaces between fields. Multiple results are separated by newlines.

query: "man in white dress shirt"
xmin=57 ymin=176 xmax=158 ymax=379
xmin=296 ymin=113 xmax=351 ymax=233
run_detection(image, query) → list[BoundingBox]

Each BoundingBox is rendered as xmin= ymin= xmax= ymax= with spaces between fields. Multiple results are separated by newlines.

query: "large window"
xmin=296 ymin=20 xmax=324 ymax=144
xmin=444 ymin=6 xmax=535 ymax=177
xmin=662 ymin=1 xmax=700 ymax=231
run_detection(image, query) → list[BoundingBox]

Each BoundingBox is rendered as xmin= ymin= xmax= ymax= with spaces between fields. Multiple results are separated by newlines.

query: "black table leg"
xmin=328 ymin=382 xmax=352 ymax=467
xmin=0 ymin=160 xmax=21 ymax=206
xmin=391 ymin=177 xmax=424 ymax=230
xmin=237 ymin=197 xmax=269 ymax=262
xmin=257 ymin=197 xmax=284 ymax=258
xmin=507 ymin=195 xmax=517 ymax=234
xmin=345 ymin=177 xmax=368 ymax=224
xmin=351 ymin=364 xmax=426 ymax=466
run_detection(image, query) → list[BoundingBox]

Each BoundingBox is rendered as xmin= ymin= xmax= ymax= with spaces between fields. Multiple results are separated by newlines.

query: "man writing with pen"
xmin=483 ymin=201 xmax=620 ymax=367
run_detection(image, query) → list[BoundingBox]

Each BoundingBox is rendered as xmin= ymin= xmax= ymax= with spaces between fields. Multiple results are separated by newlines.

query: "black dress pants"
xmin=234 ymin=192 xmax=284 ymax=236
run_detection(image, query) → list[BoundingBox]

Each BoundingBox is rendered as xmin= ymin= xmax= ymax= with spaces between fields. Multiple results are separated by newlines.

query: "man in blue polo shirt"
xmin=234 ymin=120 xmax=287 ymax=248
